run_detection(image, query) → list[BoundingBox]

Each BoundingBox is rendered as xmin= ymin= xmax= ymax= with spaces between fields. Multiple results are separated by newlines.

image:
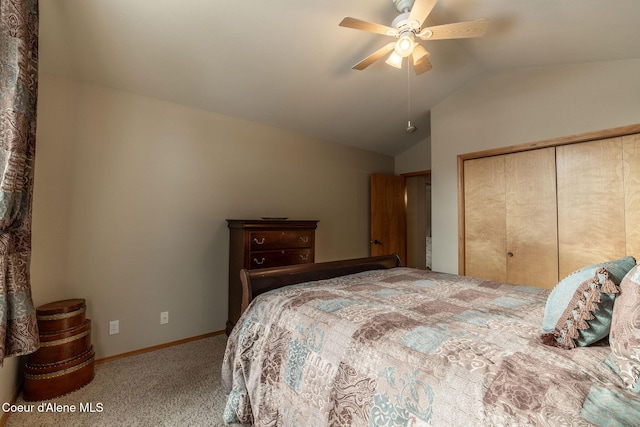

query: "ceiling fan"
xmin=339 ymin=0 xmax=488 ymax=74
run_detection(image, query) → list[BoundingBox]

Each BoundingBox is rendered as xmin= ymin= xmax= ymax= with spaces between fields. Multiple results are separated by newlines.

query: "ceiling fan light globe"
xmin=394 ymin=35 xmax=414 ymax=57
xmin=385 ymin=52 xmax=404 ymax=68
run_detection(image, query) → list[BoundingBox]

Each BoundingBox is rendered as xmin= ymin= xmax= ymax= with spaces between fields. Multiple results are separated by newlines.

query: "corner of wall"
xmin=394 ymin=136 xmax=431 ymax=175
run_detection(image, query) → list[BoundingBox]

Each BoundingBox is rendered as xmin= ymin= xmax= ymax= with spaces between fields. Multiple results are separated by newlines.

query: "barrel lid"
xmin=37 ymin=299 xmax=86 ymax=315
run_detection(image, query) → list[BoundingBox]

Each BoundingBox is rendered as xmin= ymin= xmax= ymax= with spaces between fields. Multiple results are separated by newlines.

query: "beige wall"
xmin=431 ymin=59 xmax=640 ymax=274
xmin=39 ymin=73 xmax=393 ymax=359
xmin=395 ymin=137 xmax=431 ymax=174
xmin=0 ymin=71 xmax=394 ymax=404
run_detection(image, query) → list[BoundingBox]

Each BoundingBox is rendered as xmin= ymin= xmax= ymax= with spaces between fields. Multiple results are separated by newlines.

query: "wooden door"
xmin=371 ymin=174 xmax=407 ymax=265
xmin=464 ymin=148 xmax=558 ymax=288
xmin=464 ymin=156 xmax=507 ymax=282
xmin=504 ymin=148 xmax=558 ymax=288
xmin=623 ymin=133 xmax=640 ymax=258
xmin=557 ymin=138 xmax=626 ymax=278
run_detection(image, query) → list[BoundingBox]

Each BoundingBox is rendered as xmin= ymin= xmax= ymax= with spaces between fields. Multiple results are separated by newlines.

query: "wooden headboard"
xmin=239 ymin=254 xmax=402 ymax=315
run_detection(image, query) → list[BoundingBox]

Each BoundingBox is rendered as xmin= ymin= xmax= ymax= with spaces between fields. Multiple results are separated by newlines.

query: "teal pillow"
xmin=541 ymin=256 xmax=636 ymax=349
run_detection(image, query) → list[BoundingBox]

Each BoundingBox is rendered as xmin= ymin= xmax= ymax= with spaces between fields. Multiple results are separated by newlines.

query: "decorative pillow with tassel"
xmin=609 ymin=263 xmax=640 ymax=391
xmin=541 ymin=256 xmax=637 ymax=349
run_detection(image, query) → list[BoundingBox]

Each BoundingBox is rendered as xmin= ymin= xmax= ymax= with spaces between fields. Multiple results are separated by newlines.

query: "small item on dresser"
xmin=23 ymin=298 xmax=95 ymax=401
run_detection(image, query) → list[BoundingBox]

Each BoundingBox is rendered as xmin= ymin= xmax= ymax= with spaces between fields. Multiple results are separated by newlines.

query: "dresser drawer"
xmin=249 ymin=249 xmax=312 ymax=268
xmin=249 ymin=230 xmax=313 ymax=250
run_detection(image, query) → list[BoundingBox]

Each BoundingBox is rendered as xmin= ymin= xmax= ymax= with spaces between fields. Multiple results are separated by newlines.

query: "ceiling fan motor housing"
xmin=392 ymin=11 xmax=421 ymax=37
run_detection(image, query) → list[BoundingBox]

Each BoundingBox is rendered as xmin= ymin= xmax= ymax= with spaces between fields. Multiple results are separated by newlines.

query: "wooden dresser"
xmin=226 ymin=219 xmax=318 ymax=334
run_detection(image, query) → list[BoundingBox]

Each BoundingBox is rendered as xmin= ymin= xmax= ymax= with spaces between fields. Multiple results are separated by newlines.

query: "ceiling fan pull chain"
xmin=407 ymin=63 xmax=417 ymax=133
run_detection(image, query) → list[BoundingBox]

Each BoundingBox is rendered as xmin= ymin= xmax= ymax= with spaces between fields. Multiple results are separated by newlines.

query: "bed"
xmin=221 ymin=255 xmax=640 ymax=426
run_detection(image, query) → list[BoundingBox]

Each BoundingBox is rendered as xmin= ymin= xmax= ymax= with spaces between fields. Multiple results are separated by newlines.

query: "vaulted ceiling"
xmin=39 ymin=0 xmax=640 ymax=156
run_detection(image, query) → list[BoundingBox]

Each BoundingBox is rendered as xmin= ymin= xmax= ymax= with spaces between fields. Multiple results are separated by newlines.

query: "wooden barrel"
xmin=23 ymin=347 xmax=95 ymax=402
xmin=28 ymin=320 xmax=92 ymax=366
xmin=36 ymin=299 xmax=86 ymax=333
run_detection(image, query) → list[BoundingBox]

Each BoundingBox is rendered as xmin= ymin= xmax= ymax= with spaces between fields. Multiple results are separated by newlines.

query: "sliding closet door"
xmin=464 ymin=155 xmax=507 ymax=282
xmin=505 ymin=148 xmax=558 ymax=288
xmin=624 ymin=133 xmax=640 ymax=258
xmin=557 ymin=138 xmax=626 ymax=278
xmin=464 ymin=148 xmax=558 ymax=288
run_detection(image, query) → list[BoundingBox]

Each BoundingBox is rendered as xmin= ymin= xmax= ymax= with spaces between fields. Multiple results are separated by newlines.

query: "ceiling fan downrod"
xmin=393 ymin=0 xmax=415 ymax=14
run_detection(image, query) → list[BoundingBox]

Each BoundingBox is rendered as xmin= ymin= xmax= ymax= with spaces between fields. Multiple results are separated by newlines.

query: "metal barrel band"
xmin=37 ymin=306 xmax=86 ymax=321
xmin=39 ymin=329 xmax=90 ymax=347
xmin=24 ymin=358 xmax=93 ymax=380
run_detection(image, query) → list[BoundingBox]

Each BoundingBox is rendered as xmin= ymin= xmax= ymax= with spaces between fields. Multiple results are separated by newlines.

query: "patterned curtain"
xmin=0 ymin=0 xmax=39 ymax=366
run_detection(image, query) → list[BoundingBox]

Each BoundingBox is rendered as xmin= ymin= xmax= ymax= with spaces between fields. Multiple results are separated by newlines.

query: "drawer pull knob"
xmin=299 ymin=237 xmax=309 ymax=243
xmin=300 ymin=254 xmax=309 ymax=261
xmin=254 ymin=257 xmax=266 ymax=265
xmin=253 ymin=237 xmax=266 ymax=245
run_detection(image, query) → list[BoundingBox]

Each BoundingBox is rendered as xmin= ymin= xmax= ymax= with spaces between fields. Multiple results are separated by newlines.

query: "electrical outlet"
xmin=109 ymin=320 xmax=119 ymax=335
xmin=160 ymin=311 xmax=169 ymax=325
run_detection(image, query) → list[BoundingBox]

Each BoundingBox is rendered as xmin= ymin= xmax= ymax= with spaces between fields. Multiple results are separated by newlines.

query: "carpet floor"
xmin=6 ymin=334 xmax=229 ymax=426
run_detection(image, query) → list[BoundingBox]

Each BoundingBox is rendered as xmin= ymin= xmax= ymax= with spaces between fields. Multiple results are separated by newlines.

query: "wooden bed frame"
xmin=239 ymin=254 xmax=402 ymax=315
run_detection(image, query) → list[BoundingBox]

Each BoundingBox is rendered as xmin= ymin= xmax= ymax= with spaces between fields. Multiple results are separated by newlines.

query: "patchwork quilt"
xmin=222 ymin=268 xmax=636 ymax=426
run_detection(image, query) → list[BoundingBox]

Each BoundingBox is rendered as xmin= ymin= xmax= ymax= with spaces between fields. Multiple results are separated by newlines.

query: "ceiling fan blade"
xmin=408 ymin=0 xmax=439 ymax=28
xmin=419 ymin=19 xmax=489 ymax=40
xmin=352 ymin=43 xmax=395 ymax=70
xmin=339 ymin=17 xmax=397 ymax=36
xmin=411 ymin=47 xmax=432 ymax=75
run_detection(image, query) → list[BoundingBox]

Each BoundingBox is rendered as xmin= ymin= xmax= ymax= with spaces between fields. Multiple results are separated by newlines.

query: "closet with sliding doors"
xmin=459 ymin=125 xmax=640 ymax=290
